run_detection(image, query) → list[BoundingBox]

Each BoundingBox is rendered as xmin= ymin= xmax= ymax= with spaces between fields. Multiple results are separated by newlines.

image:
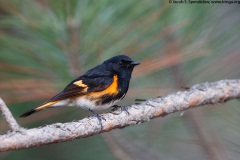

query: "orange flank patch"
xmin=88 ymin=75 xmax=119 ymax=98
xmin=36 ymin=101 xmax=58 ymax=111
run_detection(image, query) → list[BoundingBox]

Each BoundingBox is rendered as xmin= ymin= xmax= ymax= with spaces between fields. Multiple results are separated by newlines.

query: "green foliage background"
xmin=0 ymin=0 xmax=240 ymax=159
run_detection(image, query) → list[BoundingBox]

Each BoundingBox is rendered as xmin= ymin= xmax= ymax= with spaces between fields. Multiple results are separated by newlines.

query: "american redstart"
xmin=20 ymin=55 xmax=140 ymax=127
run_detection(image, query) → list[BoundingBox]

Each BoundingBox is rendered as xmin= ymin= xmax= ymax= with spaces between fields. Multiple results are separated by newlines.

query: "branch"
xmin=1 ymin=79 xmax=240 ymax=152
xmin=0 ymin=98 xmax=22 ymax=131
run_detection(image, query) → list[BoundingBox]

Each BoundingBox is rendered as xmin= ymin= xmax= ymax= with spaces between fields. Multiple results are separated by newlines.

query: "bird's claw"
xmin=88 ymin=109 xmax=103 ymax=130
xmin=111 ymin=105 xmax=130 ymax=115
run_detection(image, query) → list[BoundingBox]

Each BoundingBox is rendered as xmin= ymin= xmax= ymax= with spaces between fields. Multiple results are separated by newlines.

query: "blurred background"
xmin=0 ymin=0 xmax=240 ymax=159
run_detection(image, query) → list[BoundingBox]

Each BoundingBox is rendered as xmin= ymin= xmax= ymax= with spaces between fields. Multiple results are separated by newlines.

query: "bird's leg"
xmin=111 ymin=105 xmax=130 ymax=115
xmin=88 ymin=109 xmax=103 ymax=129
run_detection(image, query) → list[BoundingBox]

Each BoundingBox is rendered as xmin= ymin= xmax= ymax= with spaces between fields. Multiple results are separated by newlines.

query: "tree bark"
xmin=0 ymin=79 xmax=240 ymax=152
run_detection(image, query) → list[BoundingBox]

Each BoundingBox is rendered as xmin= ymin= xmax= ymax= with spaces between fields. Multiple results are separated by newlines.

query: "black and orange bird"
xmin=20 ymin=55 xmax=140 ymax=127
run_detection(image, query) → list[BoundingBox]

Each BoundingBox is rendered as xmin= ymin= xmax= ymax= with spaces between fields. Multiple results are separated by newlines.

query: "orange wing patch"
xmin=74 ymin=80 xmax=88 ymax=87
xmin=87 ymin=75 xmax=119 ymax=98
xmin=73 ymin=80 xmax=88 ymax=92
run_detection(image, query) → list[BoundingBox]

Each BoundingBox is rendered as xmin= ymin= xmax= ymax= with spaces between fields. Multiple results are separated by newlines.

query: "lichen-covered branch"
xmin=0 ymin=79 xmax=240 ymax=152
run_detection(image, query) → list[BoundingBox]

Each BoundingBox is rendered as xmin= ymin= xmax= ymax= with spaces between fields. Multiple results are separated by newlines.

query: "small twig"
xmin=0 ymin=98 xmax=22 ymax=131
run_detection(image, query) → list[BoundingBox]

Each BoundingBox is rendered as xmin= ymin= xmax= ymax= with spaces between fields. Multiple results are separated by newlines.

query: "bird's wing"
xmin=49 ymin=74 xmax=115 ymax=101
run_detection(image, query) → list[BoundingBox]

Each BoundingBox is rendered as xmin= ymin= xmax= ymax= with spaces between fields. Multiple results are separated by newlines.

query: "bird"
xmin=20 ymin=55 xmax=140 ymax=128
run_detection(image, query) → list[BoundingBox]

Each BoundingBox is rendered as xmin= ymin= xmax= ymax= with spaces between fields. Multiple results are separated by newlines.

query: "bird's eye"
xmin=119 ymin=61 xmax=123 ymax=66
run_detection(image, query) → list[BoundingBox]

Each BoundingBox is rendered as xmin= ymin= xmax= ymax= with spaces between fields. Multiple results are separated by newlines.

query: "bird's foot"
xmin=111 ymin=105 xmax=130 ymax=115
xmin=88 ymin=109 xmax=103 ymax=130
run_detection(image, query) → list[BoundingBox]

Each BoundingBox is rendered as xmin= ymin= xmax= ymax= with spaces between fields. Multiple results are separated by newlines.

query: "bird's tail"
xmin=20 ymin=101 xmax=58 ymax=117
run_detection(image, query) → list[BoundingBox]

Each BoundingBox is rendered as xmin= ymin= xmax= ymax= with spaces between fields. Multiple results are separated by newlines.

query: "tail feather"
xmin=20 ymin=101 xmax=58 ymax=118
xmin=20 ymin=109 xmax=38 ymax=117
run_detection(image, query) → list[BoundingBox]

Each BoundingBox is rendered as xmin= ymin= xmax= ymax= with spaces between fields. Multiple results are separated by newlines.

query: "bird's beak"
xmin=130 ymin=61 xmax=140 ymax=66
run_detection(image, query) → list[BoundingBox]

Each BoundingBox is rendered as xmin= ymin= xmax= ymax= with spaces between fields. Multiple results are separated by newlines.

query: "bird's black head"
xmin=103 ymin=55 xmax=140 ymax=78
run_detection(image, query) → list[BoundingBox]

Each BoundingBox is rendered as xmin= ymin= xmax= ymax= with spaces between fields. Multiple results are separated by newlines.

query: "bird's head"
xmin=103 ymin=55 xmax=140 ymax=78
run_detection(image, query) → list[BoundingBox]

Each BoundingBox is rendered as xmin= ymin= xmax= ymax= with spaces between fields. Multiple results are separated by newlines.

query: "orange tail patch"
xmin=35 ymin=101 xmax=58 ymax=111
xmin=20 ymin=101 xmax=59 ymax=118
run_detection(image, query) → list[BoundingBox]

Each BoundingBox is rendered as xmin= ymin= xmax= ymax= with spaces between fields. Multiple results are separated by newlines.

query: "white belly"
xmin=74 ymin=97 xmax=120 ymax=110
xmin=51 ymin=94 xmax=125 ymax=110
